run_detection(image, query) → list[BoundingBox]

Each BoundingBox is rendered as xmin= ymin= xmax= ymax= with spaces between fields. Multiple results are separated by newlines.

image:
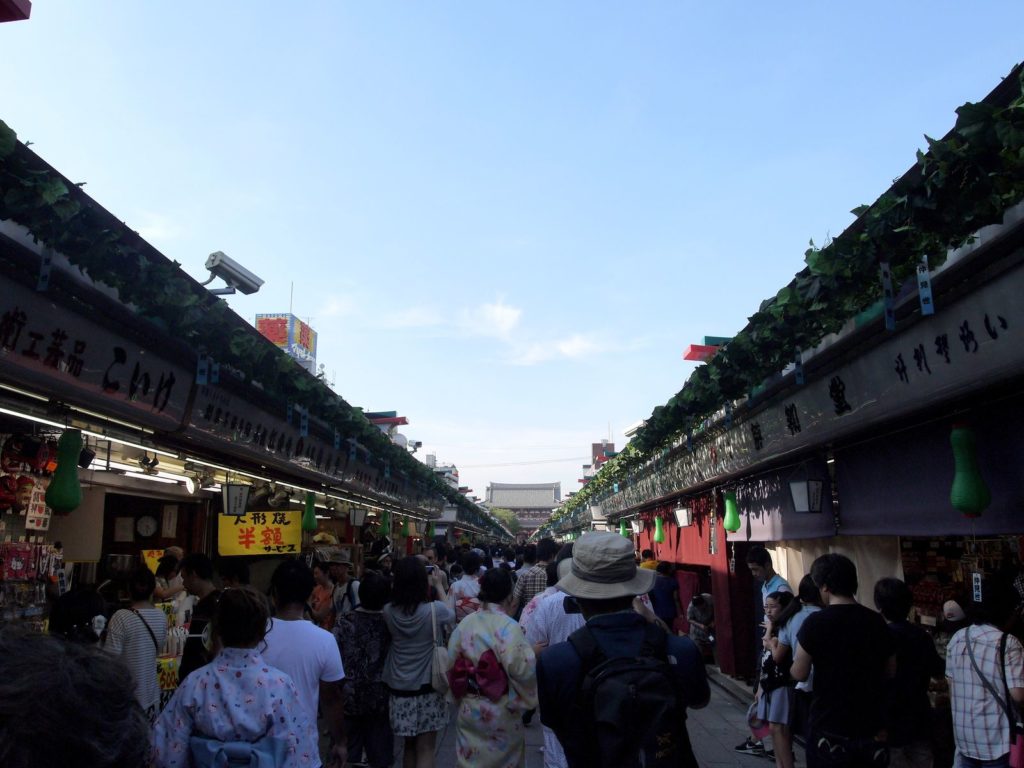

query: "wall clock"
xmin=136 ymin=515 xmax=158 ymax=537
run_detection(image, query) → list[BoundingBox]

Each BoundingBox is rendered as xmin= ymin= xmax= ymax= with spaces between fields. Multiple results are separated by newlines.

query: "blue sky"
xmin=3 ymin=2 xmax=1022 ymax=499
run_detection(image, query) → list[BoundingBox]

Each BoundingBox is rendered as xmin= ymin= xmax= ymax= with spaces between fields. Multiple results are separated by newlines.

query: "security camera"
xmin=203 ymin=251 xmax=265 ymax=296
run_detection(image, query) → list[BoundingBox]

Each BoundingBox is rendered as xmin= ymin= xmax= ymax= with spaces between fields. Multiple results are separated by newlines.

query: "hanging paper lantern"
xmin=378 ymin=508 xmax=391 ymax=536
xmin=46 ymin=429 xmax=83 ymax=514
xmin=950 ymin=423 xmax=991 ymax=517
xmin=619 ymin=518 xmax=629 ymax=537
xmin=401 ymin=517 xmax=410 ymax=537
xmin=653 ymin=516 xmax=666 ymax=543
xmin=723 ymin=491 xmax=741 ymax=533
xmin=301 ymin=492 xmax=317 ymax=531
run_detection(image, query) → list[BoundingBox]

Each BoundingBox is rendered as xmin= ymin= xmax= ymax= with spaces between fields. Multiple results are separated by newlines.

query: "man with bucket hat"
xmin=327 ymin=549 xmax=361 ymax=620
xmin=536 ymin=531 xmax=709 ymax=768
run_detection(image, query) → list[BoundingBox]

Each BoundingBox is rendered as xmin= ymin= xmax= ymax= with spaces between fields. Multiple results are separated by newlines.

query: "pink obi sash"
xmin=448 ymin=649 xmax=509 ymax=702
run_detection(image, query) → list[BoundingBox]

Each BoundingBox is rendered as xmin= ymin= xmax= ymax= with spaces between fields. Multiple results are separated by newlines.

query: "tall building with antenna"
xmin=254 ymin=313 xmax=318 ymax=373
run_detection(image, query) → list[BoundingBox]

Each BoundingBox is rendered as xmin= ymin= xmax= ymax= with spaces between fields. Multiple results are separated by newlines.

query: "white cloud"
xmin=377 ymin=306 xmax=443 ymax=329
xmin=320 ymin=296 xmax=357 ymax=318
xmin=556 ymin=334 xmax=600 ymax=358
xmin=134 ymin=211 xmax=182 ymax=242
xmin=508 ymin=334 xmax=603 ymax=366
xmin=460 ymin=299 xmax=522 ymax=339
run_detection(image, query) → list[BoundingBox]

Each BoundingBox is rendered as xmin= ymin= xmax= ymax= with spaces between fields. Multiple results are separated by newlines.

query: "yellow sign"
xmin=218 ymin=511 xmax=302 ymax=556
xmin=142 ymin=549 xmax=164 ymax=574
xmin=157 ymin=655 xmax=180 ymax=690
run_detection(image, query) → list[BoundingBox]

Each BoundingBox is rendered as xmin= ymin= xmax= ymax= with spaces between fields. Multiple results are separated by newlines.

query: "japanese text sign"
xmin=218 ymin=510 xmax=301 ymax=556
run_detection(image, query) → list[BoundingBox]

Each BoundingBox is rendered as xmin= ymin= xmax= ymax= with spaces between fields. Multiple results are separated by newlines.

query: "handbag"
xmin=430 ymin=601 xmax=449 ymax=694
xmin=965 ymin=628 xmax=1024 ymax=767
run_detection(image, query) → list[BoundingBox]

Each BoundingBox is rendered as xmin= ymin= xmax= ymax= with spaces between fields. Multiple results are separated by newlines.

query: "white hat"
xmin=557 ymin=531 xmax=656 ymax=600
xmin=943 ymin=600 xmax=966 ymax=622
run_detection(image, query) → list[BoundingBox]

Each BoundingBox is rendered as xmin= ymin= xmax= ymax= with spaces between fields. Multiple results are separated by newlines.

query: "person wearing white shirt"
xmin=262 ymin=559 xmax=347 ymax=768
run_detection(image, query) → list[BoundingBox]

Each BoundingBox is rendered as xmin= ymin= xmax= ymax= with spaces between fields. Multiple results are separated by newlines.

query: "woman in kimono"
xmin=447 ymin=566 xmax=538 ymax=768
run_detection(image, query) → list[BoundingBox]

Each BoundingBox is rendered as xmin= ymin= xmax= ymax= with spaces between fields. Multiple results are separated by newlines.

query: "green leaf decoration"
xmin=0 ymin=120 xmax=15 ymax=159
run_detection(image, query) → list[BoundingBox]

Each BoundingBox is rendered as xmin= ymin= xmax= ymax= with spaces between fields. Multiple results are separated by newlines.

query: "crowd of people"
xmin=3 ymin=537 xmax=1024 ymax=768
xmin=0 ymin=535 xmax=712 ymax=768
xmin=732 ymin=546 xmax=1024 ymax=768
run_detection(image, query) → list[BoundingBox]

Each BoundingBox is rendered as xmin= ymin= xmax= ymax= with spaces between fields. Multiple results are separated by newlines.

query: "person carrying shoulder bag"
xmin=946 ymin=579 xmax=1024 ymax=768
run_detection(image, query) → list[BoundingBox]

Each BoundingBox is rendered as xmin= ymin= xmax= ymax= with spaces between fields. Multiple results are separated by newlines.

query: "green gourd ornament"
xmin=619 ymin=518 xmax=629 ymax=537
xmin=427 ymin=522 xmax=435 ymax=539
xmin=401 ymin=517 xmax=410 ymax=538
xmin=378 ymin=508 xmax=391 ymax=537
xmin=723 ymin=491 xmax=741 ymax=533
xmin=950 ymin=423 xmax=991 ymax=517
xmin=301 ymin=492 xmax=317 ymax=531
xmin=654 ymin=516 xmax=665 ymax=543
xmin=46 ymin=429 xmax=83 ymax=514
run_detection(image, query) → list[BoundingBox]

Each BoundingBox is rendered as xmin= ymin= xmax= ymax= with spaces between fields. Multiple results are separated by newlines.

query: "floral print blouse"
xmin=151 ymin=647 xmax=319 ymax=768
xmin=334 ymin=608 xmax=391 ymax=715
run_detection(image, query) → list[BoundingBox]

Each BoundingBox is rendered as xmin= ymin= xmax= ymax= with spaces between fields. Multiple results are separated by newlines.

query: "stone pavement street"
xmin=428 ymin=673 xmax=804 ymax=768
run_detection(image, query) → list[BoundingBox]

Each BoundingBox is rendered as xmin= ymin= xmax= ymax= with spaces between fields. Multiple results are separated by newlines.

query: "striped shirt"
xmin=103 ymin=606 xmax=168 ymax=712
xmin=947 ymin=624 xmax=1024 ymax=760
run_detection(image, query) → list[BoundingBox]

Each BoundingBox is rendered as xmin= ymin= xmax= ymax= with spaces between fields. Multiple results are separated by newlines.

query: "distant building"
xmin=425 ymin=454 xmax=459 ymax=490
xmin=579 ymin=439 xmax=616 ymax=486
xmin=485 ymin=482 xmax=560 ymax=538
xmin=255 ymin=313 xmax=318 ymax=373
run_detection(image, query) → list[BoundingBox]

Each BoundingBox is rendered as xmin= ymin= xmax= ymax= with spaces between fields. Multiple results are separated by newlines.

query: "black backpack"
xmin=567 ymin=622 xmax=697 ymax=768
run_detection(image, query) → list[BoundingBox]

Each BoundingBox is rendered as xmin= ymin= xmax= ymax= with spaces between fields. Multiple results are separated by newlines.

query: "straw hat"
xmin=557 ymin=531 xmax=656 ymax=599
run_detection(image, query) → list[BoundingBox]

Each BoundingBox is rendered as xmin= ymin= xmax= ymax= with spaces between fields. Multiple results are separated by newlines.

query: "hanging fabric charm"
xmin=949 ymin=423 xmax=991 ymax=517
xmin=917 ymin=256 xmax=935 ymax=316
xmin=723 ymin=491 xmax=741 ymax=533
xmin=301 ymin=492 xmax=317 ymax=531
xmin=37 ymin=247 xmax=53 ymax=292
xmin=46 ymin=429 xmax=84 ymax=514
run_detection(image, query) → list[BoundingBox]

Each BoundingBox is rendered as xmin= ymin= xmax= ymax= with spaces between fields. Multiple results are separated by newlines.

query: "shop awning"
xmin=727 ymin=460 xmax=836 ymax=542
xmin=835 ymin=398 xmax=1024 ymax=536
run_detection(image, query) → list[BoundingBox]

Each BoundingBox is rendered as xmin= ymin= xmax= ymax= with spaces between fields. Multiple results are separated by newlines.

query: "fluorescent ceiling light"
xmin=0 ymin=406 xmax=67 ymax=430
xmin=81 ymin=432 xmax=177 ymax=459
xmin=0 ymin=384 xmax=49 ymax=401
xmin=121 ymin=471 xmax=178 ymax=485
xmin=185 ymin=458 xmax=272 ymax=483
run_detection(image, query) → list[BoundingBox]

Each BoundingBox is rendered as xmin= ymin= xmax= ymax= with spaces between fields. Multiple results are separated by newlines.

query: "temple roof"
xmin=486 ymin=482 xmax=561 ymax=508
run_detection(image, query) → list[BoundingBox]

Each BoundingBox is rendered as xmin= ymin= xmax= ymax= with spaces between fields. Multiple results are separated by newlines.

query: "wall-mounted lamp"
xmin=349 ymin=507 xmax=368 ymax=527
xmin=248 ymin=483 xmax=272 ymax=507
xmin=78 ymin=446 xmax=97 ymax=469
xmin=137 ymin=453 xmax=159 ymax=474
xmin=673 ymin=504 xmax=693 ymax=527
xmin=268 ymin=487 xmax=292 ymax=507
xmin=222 ymin=483 xmax=251 ymax=516
xmin=789 ymin=477 xmax=824 ymax=513
xmin=630 ymin=519 xmax=642 ymax=536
